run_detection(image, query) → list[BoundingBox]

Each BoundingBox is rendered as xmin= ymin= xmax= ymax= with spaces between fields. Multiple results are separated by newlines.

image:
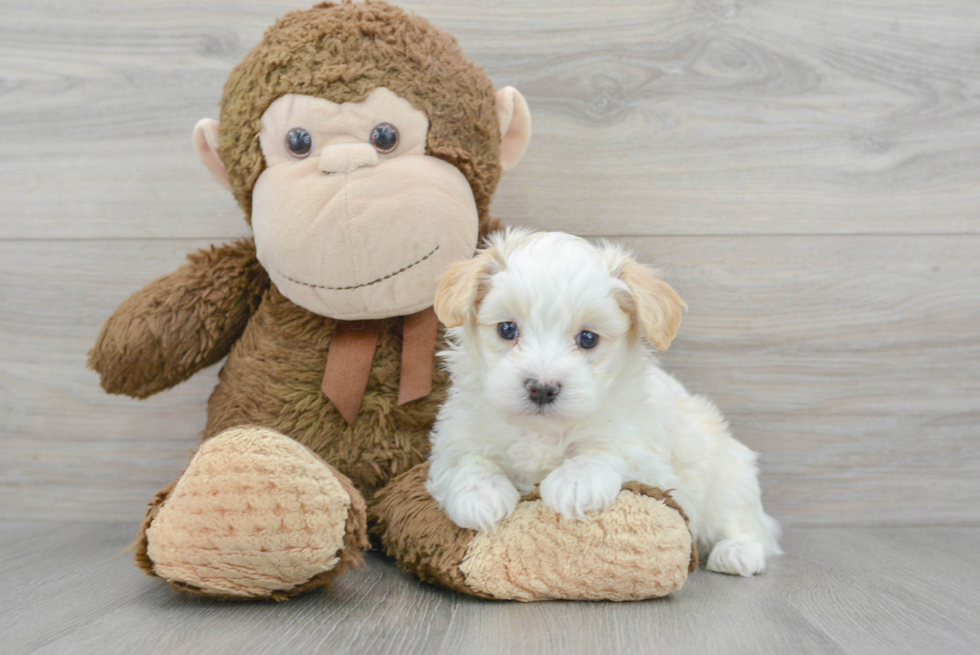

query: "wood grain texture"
xmin=2 ymin=522 xmax=979 ymax=655
xmin=2 ymin=0 xmax=980 ymax=238
xmin=2 ymin=0 xmax=978 ymax=525
xmin=1 ymin=236 xmax=977 ymax=524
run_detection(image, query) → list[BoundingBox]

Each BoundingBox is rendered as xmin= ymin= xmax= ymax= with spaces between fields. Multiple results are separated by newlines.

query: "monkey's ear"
xmin=495 ymin=87 xmax=532 ymax=172
xmin=614 ymin=258 xmax=687 ymax=351
xmin=192 ymin=118 xmax=232 ymax=191
xmin=433 ymin=249 xmax=500 ymax=327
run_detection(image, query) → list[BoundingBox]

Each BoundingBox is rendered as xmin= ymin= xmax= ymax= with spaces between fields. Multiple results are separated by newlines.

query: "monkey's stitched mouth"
xmin=276 ymin=245 xmax=440 ymax=291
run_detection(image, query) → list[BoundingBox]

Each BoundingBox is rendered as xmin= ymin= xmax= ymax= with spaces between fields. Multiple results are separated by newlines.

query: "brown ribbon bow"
xmin=321 ymin=307 xmax=440 ymax=426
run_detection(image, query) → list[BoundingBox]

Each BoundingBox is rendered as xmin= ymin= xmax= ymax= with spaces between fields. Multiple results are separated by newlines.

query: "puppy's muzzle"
xmin=525 ymin=379 xmax=561 ymax=406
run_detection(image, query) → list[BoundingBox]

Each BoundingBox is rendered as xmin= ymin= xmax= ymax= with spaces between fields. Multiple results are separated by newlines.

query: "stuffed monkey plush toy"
xmin=90 ymin=1 xmax=696 ymax=601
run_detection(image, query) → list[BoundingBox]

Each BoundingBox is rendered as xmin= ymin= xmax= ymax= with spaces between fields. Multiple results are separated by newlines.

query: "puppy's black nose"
xmin=526 ymin=379 xmax=561 ymax=405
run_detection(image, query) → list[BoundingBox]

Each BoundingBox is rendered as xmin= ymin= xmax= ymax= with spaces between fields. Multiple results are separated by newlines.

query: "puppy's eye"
xmin=370 ymin=122 xmax=399 ymax=153
xmin=285 ymin=128 xmax=313 ymax=158
xmin=497 ymin=322 xmax=519 ymax=341
xmin=576 ymin=330 xmax=599 ymax=349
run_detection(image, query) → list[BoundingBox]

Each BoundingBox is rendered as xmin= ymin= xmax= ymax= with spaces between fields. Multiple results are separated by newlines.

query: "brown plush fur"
xmin=90 ymin=1 xmax=691 ymax=601
xmin=90 ymin=238 xmax=268 ymax=398
xmin=372 ymin=463 xmax=696 ymax=600
xmin=219 ymin=1 xmax=502 ymax=232
xmin=133 ymin=481 xmax=178 ymax=578
xmin=203 ymin=285 xmax=448 ymax=501
xmin=89 ymin=2 xmax=493 ymax=598
xmin=371 ymin=462 xmax=492 ymax=597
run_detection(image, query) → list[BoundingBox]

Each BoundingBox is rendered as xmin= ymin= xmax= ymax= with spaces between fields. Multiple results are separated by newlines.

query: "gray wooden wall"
xmin=1 ymin=0 xmax=978 ymax=526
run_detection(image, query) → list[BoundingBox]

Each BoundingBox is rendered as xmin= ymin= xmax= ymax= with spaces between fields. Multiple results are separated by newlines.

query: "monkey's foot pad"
xmin=141 ymin=426 xmax=366 ymax=599
xmin=374 ymin=464 xmax=698 ymax=601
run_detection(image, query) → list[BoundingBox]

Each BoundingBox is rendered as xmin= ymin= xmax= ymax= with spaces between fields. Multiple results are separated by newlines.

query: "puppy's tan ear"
xmin=434 ymin=249 xmax=499 ymax=328
xmin=616 ymin=259 xmax=686 ymax=351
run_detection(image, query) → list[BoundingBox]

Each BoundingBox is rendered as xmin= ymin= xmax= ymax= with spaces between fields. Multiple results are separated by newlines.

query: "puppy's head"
xmin=435 ymin=229 xmax=686 ymax=423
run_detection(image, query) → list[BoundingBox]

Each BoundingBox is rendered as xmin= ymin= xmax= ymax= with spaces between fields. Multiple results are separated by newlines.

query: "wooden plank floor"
xmin=2 ymin=522 xmax=979 ymax=655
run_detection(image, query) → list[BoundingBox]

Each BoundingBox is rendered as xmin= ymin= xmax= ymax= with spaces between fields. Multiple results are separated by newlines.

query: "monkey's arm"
xmin=89 ymin=237 xmax=269 ymax=399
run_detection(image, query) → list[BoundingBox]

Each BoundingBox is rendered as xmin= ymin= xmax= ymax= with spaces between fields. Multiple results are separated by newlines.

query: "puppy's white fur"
xmin=426 ymin=229 xmax=781 ymax=576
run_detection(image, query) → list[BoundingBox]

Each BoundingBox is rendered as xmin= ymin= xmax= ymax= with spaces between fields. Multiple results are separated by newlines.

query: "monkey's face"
xmin=249 ymin=88 xmax=480 ymax=320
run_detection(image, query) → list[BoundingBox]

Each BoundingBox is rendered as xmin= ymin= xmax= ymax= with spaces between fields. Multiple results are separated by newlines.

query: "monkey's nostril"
xmin=525 ymin=379 xmax=561 ymax=406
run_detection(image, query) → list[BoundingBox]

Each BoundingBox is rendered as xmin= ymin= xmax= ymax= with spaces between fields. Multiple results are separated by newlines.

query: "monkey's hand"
xmin=88 ymin=238 xmax=268 ymax=399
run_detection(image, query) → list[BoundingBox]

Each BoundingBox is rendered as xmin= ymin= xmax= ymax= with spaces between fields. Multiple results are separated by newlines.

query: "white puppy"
xmin=426 ymin=229 xmax=781 ymax=576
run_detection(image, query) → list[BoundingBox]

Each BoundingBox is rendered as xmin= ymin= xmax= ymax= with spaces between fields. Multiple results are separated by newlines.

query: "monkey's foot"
xmin=135 ymin=426 xmax=367 ymax=600
xmin=372 ymin=464 xmax=697 ymax=601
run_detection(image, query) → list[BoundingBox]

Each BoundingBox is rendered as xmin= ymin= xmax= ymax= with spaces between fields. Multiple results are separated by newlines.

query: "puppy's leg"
xmin=701 ymin=478 xmax=782 ymax=577
xmin=701 ymin=441 xmax=782 ymax=576
xmin=673 ymin=397 xmax=782 ymax=577
xmin=426 ymin=456 xmax=521 ymax=532
xmin=540 ymin=453 xmax=626 ymax=520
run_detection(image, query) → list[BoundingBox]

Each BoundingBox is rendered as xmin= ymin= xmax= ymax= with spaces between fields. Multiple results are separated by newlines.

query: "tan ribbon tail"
xmin=321 ymin=319 xmax=384 ymax=426
xmin=397 ymin=307 xmax=440 ymax=406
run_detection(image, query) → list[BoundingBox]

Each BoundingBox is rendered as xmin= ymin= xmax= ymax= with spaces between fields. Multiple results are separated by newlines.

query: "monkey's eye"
xmin=285 ymin=128 xmax=313 ymax=158
xmin=576 ymin=330 xmax=599 ymax=349
xmin=497 ymin=322 xmax=519 ymax=341
xmin=370 ymin=123 xmax=399 ymax=153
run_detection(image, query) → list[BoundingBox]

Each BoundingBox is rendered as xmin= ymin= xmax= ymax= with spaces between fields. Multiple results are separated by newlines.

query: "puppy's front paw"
xmin=540 ymin=460 xmax=623 ymax=520
xmin=444 ymin=472 xmax=521 ymax=532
